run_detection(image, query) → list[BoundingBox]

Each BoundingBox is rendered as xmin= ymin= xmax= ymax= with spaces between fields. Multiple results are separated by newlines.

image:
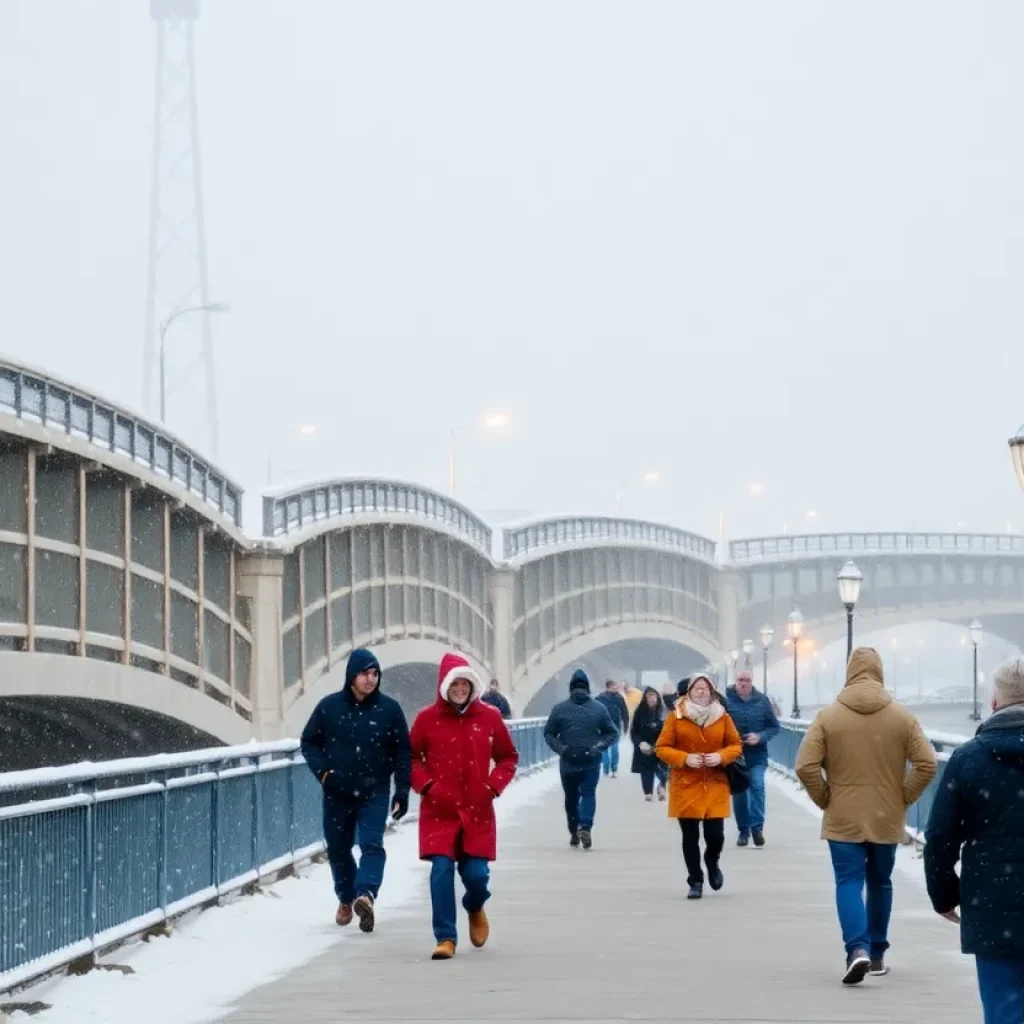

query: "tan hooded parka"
xmin=794 ymin=647 xmax=937 ymax=844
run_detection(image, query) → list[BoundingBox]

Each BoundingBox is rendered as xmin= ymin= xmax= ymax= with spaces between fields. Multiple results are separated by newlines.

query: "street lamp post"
xmin=615 ymin=470 xmax=663 ymax=513
xmin=837 ymin=560 xmax=863 ymax=662
xmin=742 ymin=638 xmax=754 ymax=668
xmin=969 ymin=618 xmax=983 ymax=721
xmin=449 ymin=412 xmax=510 ymax=497
xmin=266 ymin=423 xmax=317 ymax=486
xmin=759 ymin=624 xmax=774 ymax=697
xmin=788 ymin=608 xmax=804 ymax=719
xmin=159 ymin=302 xmax=230 ymax=423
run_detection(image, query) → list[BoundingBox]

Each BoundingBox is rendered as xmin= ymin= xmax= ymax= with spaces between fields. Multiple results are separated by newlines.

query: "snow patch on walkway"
xmin=15 ymin=764 xmax=559 ymax=1024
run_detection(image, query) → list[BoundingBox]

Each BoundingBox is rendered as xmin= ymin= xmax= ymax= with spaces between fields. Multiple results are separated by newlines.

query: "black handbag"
xmin=726 ymin=754 xmax=751 ymax=795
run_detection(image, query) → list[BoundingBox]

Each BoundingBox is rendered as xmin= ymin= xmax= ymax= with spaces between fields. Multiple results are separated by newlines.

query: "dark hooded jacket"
xmin=544 ymin=670 xmax=619 ymax=770
xmin=925 ymin=704 xmax=1024 ymax=957
xmin=595 ymin=687 xmax=630 ymax=733
xmin=630 ymin=687 xmax=666 ymax=774
xmin=725 ymin=684 xmax=780 ymax=764
xmin=300 ymin=648 xmax=411 ymax=800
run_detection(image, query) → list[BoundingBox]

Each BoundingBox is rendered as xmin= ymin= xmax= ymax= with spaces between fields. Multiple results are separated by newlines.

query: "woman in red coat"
xmin=410 ymin=652 xmax=519 ymax=960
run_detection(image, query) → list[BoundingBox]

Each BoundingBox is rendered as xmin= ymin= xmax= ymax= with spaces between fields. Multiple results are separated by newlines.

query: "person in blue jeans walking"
xmin=596 ymin=680 xmax=630 ymax=777
xmin=300 ymin=648 xmax=412 ymax=933
xmin=795 ymin=647 xmax=936 ymax=985
xmin=725 ymin=670 xmax=779 ymax=846
xmin=925 ymin=657 xmax=1024 ymax=1024
xmin=544 ymin=669 xmax=618 ymax=849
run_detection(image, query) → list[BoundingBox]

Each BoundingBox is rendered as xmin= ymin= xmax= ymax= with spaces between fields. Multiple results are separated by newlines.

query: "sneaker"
xmin=707 ymin=865 xmax=724 ymax=891
xmin=431 ymin=939 xmax=456 ymax=960
xmin=645 ymin=794 xmax=653 ymax=802
xmin=842 ymin=949 xmax=871 ymax=985
xmin=752 ymin=830 xmax=765 ymax=847
xmin=687 ymin=883 xmax=703 ymax=900
xmin=869 ymin=959 xmax=890 ymax=977
xmin=737 ymin=834 xmax=750 ymax=847
xmin=353 ymin=894 xmax=375 ymax=934
xmin=657 ymin=785 xmax=667 ymax=801
xmin=569 ymin=830 xmax=580 ymax=848
xmin=468 ymin=909 xmax=489 ymax=948
xmin=335 ymin=902 xmax=353 ymax=927
xmin=578 ymin=828 xmax=593 ymax=850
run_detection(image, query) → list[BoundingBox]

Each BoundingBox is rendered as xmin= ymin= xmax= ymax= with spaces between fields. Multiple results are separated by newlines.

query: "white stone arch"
xmin=283 ymin=638 xmax=492 ymax=735
xmin=512 ymin=621 xmax=722 ymax=714
xmin=0 ymin=652 xmax=252 ymax=745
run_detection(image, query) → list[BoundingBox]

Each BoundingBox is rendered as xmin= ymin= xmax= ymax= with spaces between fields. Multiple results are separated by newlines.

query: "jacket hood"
xmin=569 ymin=669 xmax=591 ymax=694
xmin=344 ymin=648 xmax=382 ymax=695
xmin=834 ymin=647 xmax=893 ymax=715
xmin=634 ymin=686 xmax=665 ymax=722
xmin=436 ymin=652 xmax=484 ymax=705
xmin=977 ymin=705 xmax=1024 ymax=764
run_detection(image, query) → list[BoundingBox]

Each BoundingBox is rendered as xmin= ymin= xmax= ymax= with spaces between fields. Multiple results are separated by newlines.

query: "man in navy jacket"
xmin=725 ymin=669 xmax=779 ymax=847
xmin=301 ymin=648 xmax=411 ymax=932
xmin=595 ymin=680 xmax=630 ymax=778
xmin=544 ymin=670 xmax=618 ymax=849
xmin=926 ymin=657 xmax=1024 ymax=1022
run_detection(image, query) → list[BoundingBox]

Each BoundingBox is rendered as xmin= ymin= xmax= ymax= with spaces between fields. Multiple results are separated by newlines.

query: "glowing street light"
xmin=759 ymin=624 xmax=774 ymax=697
xmin=969 ymin=619 xmax=983 ymax=722
xmin=742 ymin=637 xmax=755 ymax=668
xmin=837 ymin=560 xmax=863 ymax=662
xmin=449 ymin=411 xmax=511 ymax=497
xmin=616 ymin=469 xmax=664 ymax=512
xmin=788 ymin=608 xmax=804 ymax=719
xmin=266 ymin=423 xmax=318 ymax=485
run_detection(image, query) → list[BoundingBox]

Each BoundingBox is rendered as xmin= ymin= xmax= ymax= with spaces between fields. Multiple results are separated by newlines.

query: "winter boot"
xmin=842 ymin=949 xmax=871 ymax=985
xmin=645 ymin=794 xmax=653 ymax=802
xmin=468 ymin=909 xmax=489 ymax=948
xmin=687 ymin=883 xmax=703 ymax=900
xmin=752 ymin=829 xmax=765 ymax=847
xmin=707 ymin=863 xmax=724 ymax=891
xmin=657 ymin=784 xmax=667 ymax=801
xmin=578 ymin=828 xmax=593 ymax=850
xmin=431 ymin=940 xmax=456 ymax=960
xmin=353 ymin=894 xmax=375 ymax=933
xmin=737 ymin=833 xmax=749 ymax=847
xmin=335 ymin=903 xmax=353 ymax=927
xmin=569 ymin=829 xmax=580 ymax=848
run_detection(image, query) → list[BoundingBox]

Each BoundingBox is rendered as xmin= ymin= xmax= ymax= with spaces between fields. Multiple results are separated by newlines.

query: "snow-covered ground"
xmin=11 ymin=765 xmax=559 ymax=1024
xmin=766 ymin=769 xmax=927 ymax=887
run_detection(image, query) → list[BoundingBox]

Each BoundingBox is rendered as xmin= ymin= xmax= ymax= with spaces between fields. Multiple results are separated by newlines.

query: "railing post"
xmin=251 ymin=756 xmax=262 ymax=873
xmin=287 ymin=757 xmax=296 ymax=856
xmin=211 ymin=765 xmax=221 ymax=890
xmin=83 ymin=779 xmax=98 ymax=949
xmin=157 ymin=770 xmax=169 ymax=913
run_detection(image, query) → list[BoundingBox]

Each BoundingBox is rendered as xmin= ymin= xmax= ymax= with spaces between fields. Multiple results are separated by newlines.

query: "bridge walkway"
xmin=222 ymin=764 xmax=979 ymax=1023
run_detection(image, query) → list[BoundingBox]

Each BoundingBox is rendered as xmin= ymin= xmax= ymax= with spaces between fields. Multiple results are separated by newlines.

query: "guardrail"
xmin=730 ymin=532 xmax=1024 ymax=564
xmin=0 ymin=719 xmax=552 ymax=994
xmin=262 ymin=477 xmax=493 ymax=554
xmin=503 ymin=516 xmax=717 ymax=562
xmin=0 ymin=360 xmax=243 ymax=527
xmin=767 ymin=720 xmax=963 ymax=842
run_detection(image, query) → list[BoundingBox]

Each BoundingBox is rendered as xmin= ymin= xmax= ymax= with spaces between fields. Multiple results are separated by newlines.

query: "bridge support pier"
xmin=489 ymin=568 xmax=517 ymax=714
xmin=237 ymin=553 xmax=286 ymax=741
xmin=717 ymin=569 xmax=742 ymax=667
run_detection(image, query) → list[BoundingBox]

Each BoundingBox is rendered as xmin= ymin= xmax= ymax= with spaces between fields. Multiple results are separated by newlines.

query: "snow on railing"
xmin=0 ymin=721 xmax=551 ymax=994
xmin=0 ymin=359 xmax=243 ymax=527
xmin=261 ymin=476 xmax=492 ymax=554
xmin=730 ymin=531 xmax=1024 ymax=564
xmin=503 ymin=515 xmax=717 ymax=563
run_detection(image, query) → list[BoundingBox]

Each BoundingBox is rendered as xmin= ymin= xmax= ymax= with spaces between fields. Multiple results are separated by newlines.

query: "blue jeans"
xmin=827 ymin=840 xmax=897 ymax=958
xmin=322 ymin=787 xmax=389 ymax=904
xmin=602 ymin=741 xmax=620 ymax=775
xmin=732 ymin=758 xmax=767 ymax=835
xmin=977 ymin=957 xmax=1024 ymax=1024
xmin=561 ymin=765 xmax=600 ymax=832
xmin=430 ymin=855 xmax=491 ymax=944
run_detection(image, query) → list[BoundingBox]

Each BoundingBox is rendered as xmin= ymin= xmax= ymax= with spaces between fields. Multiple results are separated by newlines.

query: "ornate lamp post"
xmin=969 ymin=619 xmax=983 ymax=721
xmin=742 ymin=638 xmax=755 ymax=668
xmin=759 ymin=624 xmax=774 ymax=696
xmin=837 ymin=560 xmax=863 ymax=662
xmin=788 ymin=608 xmax=804 ymax=719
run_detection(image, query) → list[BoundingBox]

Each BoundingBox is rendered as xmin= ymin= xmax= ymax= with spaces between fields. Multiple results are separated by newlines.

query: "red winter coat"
xmin=410 ymin=653 xmax=520 ymax=861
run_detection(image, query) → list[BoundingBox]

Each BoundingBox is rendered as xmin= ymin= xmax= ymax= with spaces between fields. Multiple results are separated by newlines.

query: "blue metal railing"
xmin=0 ymin=719 xmax=552 ymax=993
xmin=768 ymin=720 xmax=961 ymax=841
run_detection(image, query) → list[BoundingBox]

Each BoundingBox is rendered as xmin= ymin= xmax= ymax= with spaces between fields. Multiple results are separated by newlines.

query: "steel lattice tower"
xmin=143 ymin=0 xmax=219 ymax=457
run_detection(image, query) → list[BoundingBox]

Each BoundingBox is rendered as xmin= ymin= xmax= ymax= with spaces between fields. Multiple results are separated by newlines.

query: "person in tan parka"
xmin=795 ymin=646 xmax=936 ymax=986
xmin=656 ymin=674 xmax=743 ymax=900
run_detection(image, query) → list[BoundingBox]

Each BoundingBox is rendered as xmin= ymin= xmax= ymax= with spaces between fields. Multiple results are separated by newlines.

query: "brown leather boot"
xmin=431 ymin=939 xmax=456 ymax=960
xmin=353 ymin=894 xmax=375 ymax=933
xmin=335 ymin=903 xmax=353 ymax=927
xmin=468 ymin=908 xmax=490 ymax=948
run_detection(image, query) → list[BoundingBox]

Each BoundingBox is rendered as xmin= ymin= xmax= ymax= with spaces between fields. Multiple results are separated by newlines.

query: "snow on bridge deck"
xmin=221 ymin=759 xmax=979 ymax=1024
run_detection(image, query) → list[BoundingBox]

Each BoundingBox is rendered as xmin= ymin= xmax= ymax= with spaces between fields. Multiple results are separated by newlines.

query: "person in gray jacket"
xmin=544 ymin=669 xmax=618 ymax=849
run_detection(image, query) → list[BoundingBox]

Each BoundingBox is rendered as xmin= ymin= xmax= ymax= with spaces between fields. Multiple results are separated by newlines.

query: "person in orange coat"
xmin=655 ymin=673 xmax=743 ymax=900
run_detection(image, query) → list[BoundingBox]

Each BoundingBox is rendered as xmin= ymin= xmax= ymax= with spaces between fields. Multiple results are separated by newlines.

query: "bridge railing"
xmin=768 ymin=720 xmax=962 ymax=842
xmin=0 ymin=720 xmax=552 ymax=993
xmin=503 ymin=515 xmax=717 ymax=562
xmin=262 ymin=476 xmax=493 ymax=554
xmin=0 ymin=359 xmax=243 ymax=527
xmin=730 ymin=531 xmax=1024 ymax=564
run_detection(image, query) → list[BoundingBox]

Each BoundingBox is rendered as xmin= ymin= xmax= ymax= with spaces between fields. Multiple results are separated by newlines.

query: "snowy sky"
xmin=2 ymin=1 xmax=1023 ymax=540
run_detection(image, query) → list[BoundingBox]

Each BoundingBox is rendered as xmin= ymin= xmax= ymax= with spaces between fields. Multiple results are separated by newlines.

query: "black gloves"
xmin=391 ymin=792 xmax=409 ymax=821
xmin=321 ymin=771 xmax=345 ymax=797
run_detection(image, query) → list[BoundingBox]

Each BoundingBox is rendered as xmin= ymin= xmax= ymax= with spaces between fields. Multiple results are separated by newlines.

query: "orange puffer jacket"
xmin=655 ymin=709 xmax=742 ymax=820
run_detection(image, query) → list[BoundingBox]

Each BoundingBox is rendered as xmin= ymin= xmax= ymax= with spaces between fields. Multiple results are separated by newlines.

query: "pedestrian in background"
xmin=796 ymin=647 xmax=936 ymax=986
xmin=725 ymin=669 xmax=779 ymax=847
xmin=596 ymin=680 xmax=630 ymax=778
xmin=481 ymin=677 xmax=512 ymax=719
xmin=925 ymin=656 xmax=1024 ymax=1023
xmin=630 ymin=685 xmax=667 ymax=801
xmin=655 ymin=674 xmax=742 ymax=899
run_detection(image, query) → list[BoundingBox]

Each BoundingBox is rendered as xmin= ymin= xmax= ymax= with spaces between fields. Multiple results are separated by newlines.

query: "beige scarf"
xmin=680 ymin=697 xmax=724 ymax=729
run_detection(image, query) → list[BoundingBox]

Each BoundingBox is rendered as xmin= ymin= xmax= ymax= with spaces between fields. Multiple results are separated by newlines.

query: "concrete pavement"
xmin=220 ymin=761 xmax=980 ymax=1023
